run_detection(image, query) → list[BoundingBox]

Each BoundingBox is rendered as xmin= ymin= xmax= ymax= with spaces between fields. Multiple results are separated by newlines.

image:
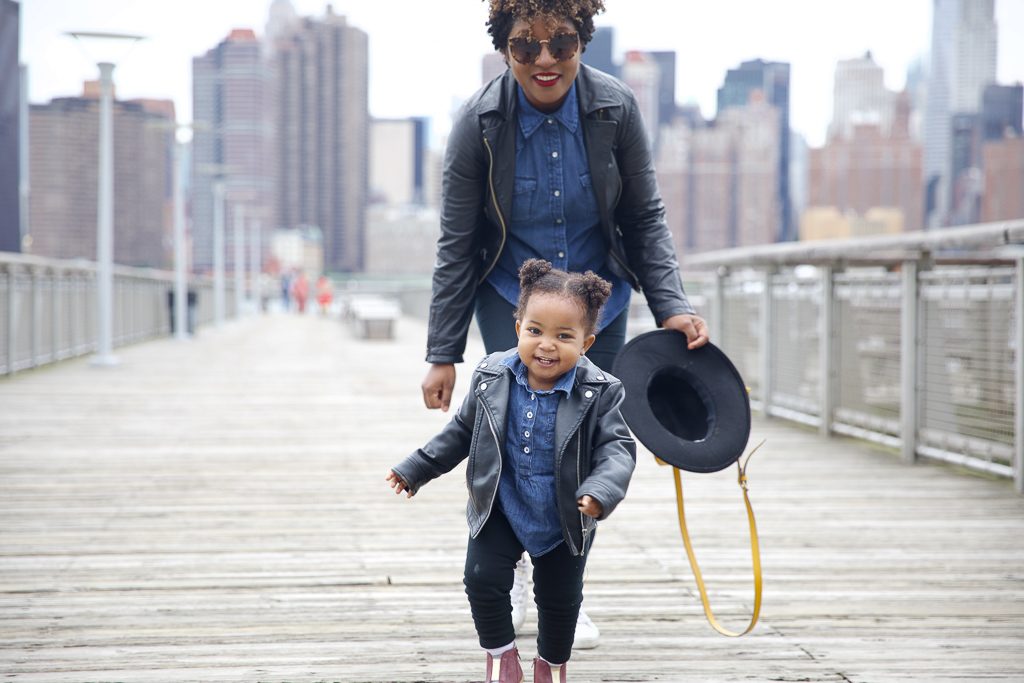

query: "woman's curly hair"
xmin=484 ymin=0 xmax=606 ymax=53
xmin=515 ymin=259 xmax=612 ymax=336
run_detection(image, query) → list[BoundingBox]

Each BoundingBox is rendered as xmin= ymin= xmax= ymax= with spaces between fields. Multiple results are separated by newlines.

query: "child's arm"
xmin=575 ymin=380 xmax=637 ymax=521
xmin=387 ymin=383 xmax=478 ymax=497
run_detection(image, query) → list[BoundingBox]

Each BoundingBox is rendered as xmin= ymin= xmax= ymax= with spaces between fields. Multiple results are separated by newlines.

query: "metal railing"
xmin=1 ymin=252 xmax=235 ymax=376
xmin=678 ymin=219 xmax=1024 ymax=493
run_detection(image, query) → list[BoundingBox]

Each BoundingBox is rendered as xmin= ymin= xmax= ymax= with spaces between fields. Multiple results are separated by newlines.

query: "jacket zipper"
xmin=577 ymin=436 xmax=588 ymax=556
xmin=479 ymin=135 xmax=507 ymax=284
xmin=478 ymin=393 xmax=504 ymax=533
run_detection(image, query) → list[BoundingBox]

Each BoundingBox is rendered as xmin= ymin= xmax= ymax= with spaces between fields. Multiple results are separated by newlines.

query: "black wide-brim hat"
xmin=613 ymin=330 xmax=751 ymax=473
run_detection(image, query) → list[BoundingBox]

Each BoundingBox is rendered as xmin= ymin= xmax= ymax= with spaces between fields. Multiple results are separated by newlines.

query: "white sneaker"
xmin=573 ymin=607 xmax=600 ymax=649
xmin=510 ymin=555 xmax=530 ymax=633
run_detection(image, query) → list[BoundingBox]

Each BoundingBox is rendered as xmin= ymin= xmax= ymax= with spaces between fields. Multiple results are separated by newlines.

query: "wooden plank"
xmin=1 ymin=313 xmax=1023 ymax=682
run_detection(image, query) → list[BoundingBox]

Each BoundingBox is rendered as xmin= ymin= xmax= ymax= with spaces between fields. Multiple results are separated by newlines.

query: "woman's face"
xmin=504 ymin=15 xmax=581 ymax=113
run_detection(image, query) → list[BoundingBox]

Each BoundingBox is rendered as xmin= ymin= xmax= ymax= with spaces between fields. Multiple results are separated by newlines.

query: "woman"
xmin=421 ymin=0 xmax=708 ymax=671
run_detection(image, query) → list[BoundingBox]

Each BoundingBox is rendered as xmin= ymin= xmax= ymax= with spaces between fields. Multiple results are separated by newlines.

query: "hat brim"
xmin=613 ymin=330 xmax=751 ymax=473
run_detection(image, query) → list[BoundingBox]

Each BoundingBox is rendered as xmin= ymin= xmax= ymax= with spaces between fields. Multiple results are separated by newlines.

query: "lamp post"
xmin=67 ymin=31 xmax=145 ymax=366
xmin=213 ymin=178 xmax=226 ymax=326
xmin=249 ymin=217 xmax=262 ymax=311
xmin=233 ymin=204 xmax=246 ymax=317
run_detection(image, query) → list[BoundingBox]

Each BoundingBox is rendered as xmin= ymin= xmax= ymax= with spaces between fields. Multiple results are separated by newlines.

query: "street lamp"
xmin=233 ymin=204 xmax=246 ymax=316
xmin=67 ymin=31 xmax=145 ymax=366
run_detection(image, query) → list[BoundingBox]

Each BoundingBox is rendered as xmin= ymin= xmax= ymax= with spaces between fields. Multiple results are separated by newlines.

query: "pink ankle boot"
xmin=484 ymin=647 xmax=523 ymax=683
xmin=532 ymin=658 xmax=567 ymax=683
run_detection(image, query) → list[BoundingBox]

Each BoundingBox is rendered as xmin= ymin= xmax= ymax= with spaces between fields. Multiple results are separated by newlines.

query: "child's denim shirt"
xmin=497 ymin=355 xmax=577 ymax=556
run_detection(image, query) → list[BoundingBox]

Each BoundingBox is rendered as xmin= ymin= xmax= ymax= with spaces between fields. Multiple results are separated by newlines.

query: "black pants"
xmin=464 ymin=508 xmax=588 ymax=665
xmin=474 ymin=281 xmax=628 ymax=372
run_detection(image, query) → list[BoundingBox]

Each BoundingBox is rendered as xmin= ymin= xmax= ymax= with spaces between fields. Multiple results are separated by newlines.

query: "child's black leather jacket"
xmin=392 ymin=350 xmax=636 ymax=557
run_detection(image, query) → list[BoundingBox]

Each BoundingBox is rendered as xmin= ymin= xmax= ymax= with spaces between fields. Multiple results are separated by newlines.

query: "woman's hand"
xmin=421 ymin=363 xmax=456 ymax=411
xmin=662 ymin=314 xmax=710 ymax=350
xmin=386 ymin=470 xmax=415 ymax=498
xmin=577 ymin=495 xmax=602 ymax=518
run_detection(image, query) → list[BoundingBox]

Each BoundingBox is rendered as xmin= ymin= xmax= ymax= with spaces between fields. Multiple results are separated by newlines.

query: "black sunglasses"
xmin=507 ymin=32 xmax=580 ymax=65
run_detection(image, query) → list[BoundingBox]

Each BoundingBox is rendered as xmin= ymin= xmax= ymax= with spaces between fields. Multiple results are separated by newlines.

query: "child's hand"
xmin=577 ymin=495 xmax=602 ymax=518
xmin=386 ymin=470 xmax=415 ymax=498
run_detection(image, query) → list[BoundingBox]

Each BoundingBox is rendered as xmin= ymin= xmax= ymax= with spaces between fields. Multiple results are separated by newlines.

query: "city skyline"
xmin=18 ymin=0 xmax=1024 ymax=148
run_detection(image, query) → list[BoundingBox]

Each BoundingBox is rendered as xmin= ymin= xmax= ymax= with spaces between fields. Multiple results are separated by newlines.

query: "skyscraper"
xmin=272 ymin=7 xmax=368 ymax=273
xmin=370 ymin=117 xmax=429 ymax=207
xmin=923 ymin=0 xmax=997 ymax=228
xmin=830 ymin=52 xmax=895 ymax=140
xmin=0 ymin=0 xmax=20 ymax=252
xmin=481 ymin=52 xmax=507 ymax=86
xmin=27 ymin=87 xmax=174 ymax=266
xmin=584 ymin=26 xmax=617 ymax=78
xmin=981 ymin=83 xmax=1023 ymax=141
xmin=717 ymin=59 xmax=793 ymax=241
xmin=621 ymin=51 xmax=660 ymax=147
xmin=649 ymin=51 xmax=677 ymax=131
xmin=192 ymin=28 xmax=271 ymax=272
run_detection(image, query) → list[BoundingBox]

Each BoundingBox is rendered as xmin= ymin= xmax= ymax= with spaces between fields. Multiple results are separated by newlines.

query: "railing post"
xmin=761 ymin=267 xmax=775 ymax=416
xmin=901 ymin=259 xmax=919 ymax=464
xmin=52 ymin=267 xmax=61 ymax=362
xmin=819 ymin=264 xmax=834 ymax=437
xmin=1015 ymin=256 xmax=1023 ymax=493
xmin=5 ymin=264 xmax=14 ymax=376
xmin=711 ymin=266 xmax=725 ymax=346
xmin=30 ymin=266 xmax=40 ymax=369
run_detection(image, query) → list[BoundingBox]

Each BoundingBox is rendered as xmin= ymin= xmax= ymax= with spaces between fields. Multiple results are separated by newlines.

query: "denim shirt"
xmin=497 ymin=354 xmax=576 ymax=556
xmin=486 ymin=83 xmax=631 ymax=331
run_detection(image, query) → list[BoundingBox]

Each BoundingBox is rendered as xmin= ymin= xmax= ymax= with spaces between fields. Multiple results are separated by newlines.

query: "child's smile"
xmin=515 ymin=293 xmax=596 ymax=391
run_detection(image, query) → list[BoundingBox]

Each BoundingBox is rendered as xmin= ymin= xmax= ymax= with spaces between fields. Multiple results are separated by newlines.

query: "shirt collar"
xmin=516 ymin=81 xmax=579 ymax=138
xmin=501 ymin=354 xmax=577 ymax=396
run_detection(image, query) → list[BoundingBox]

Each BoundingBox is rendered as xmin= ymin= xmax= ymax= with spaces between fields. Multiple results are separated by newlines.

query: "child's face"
xmin=515 ymin=293 xmax=596 ymax=391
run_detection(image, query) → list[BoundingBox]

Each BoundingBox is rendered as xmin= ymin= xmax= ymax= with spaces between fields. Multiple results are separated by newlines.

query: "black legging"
xmin=473 ymin=281 xmax=628 ymax=372
xmin=464 ymin=508 xmax=588 ymax=664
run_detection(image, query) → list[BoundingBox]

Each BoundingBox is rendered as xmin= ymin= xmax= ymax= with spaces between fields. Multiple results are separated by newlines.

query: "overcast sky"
xmin=17 ymin=0 xmax=1024 ymax=147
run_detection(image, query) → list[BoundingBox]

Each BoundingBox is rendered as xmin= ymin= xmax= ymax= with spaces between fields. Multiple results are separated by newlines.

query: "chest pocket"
xmin=577 ymin=172 xmax=602 ymax=225
xmin=512 ymin=176 xmax=538 ymax=223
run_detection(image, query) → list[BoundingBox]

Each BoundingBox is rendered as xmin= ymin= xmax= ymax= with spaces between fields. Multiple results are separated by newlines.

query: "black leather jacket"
xmin=392 ymin=351 xmax=636 ymax=557
xmin=426 ymin=64 xmax=695 ymax=364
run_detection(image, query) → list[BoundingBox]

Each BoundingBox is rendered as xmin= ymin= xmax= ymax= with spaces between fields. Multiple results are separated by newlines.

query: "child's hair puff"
xmin=515 ymin=258 xmax=611 ymax=335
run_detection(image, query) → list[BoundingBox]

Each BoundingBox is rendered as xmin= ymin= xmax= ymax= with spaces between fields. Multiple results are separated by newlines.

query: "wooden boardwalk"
xmin=1 ymin=313 xmax=1022 ymax=683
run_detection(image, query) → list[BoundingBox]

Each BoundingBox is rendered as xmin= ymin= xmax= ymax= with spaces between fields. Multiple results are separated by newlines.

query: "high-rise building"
xmin=621 ymin=51 xmax=660 ymax=147
xmin=830 ymin=52 xmax=895 ymax=140
xmin=272 ymin=7 xmax=368 ymax=273
xmin=717 ymin=59 xmax=793 ymax=242
xmin=657 ymin=100 xmax=780 ymax=253
xmin=808 ymin=97 xmax=923 ymax=233
xmin=650 ymin=51 xmax=677 ymax=131
xmin=27 ymin=86 xmax=174 ymax=266
xmin=981 ymin=83 xmax=1023 ymax=141
xmin=192 ymin=28 xmax=272 ymax=272
xmin=584 ymin=26 xmax=617 ymax=78
xmin=923 ymin=0 xmax=997 ymax=228
xmin=482 ymin=52 xmax=507 ymax=86
xmin=981 ymin=136 xmax=1024 ymax=222
xmin=0 ymin=0 xmax=20 ymax=252
xmin=370 ymin=117 xmax=429 ymax=207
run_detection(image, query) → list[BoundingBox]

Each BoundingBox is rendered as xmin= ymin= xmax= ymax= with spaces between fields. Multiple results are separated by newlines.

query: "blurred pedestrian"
xmin=316 ymin=275 xmax=334 ymax=315
xmin=291 ymin=272 xmax=309 ymax=314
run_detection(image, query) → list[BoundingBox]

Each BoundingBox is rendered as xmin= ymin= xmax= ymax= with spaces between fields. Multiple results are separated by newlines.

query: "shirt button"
xmin=584 ymin=390 xmax=594 ymax=398
xmin=553 ymin=190 xmax=560 ymax=197
xmin=555 ymin=218 xmax=563 ymax=224
xmin=524 ymin=446 xmax=531 ymax=454
xmin=547 ymin=118 xmax=554 ymax=125
xmin=479 ymin=362 xmax=487 ymax=368
xmin=526 ymin=411 xmax=534 ymax=419
xmin=524 ymin=430 xmax=530 ymax=437
xmin=557 ymin=251 xmax=565 ymax=258
xmin=530 ymin=394 xmax=535 ymax=400
xmin=551 ymin=151 xmax=558 ymax=158
xmin=480 ymin=382 xmax=487 ymax=390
